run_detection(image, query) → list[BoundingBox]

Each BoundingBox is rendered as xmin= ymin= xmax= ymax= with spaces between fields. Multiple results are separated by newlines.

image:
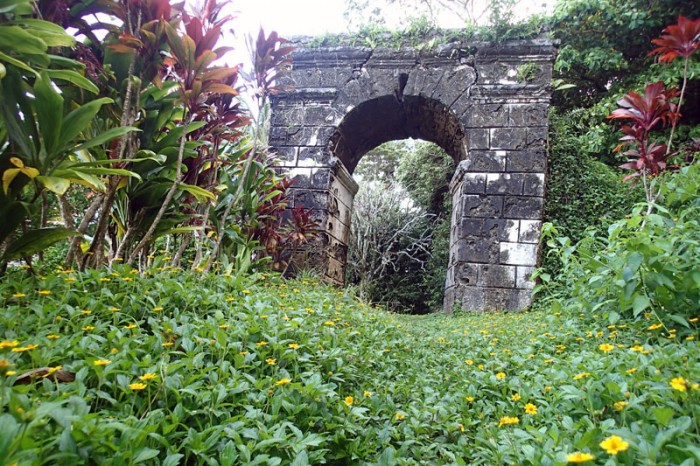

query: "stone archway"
xmin=269 ymin=38 xmax=556 ymax=312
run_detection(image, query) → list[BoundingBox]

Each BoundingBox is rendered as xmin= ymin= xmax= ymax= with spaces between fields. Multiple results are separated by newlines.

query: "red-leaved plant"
xmin=607 ymin=16 xmax=700 ymax=205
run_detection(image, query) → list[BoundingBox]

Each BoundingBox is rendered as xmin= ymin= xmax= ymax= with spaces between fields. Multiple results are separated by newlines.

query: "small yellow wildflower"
xmin=614 ymin=401 xmax=628 ymax=411
xmin=218 ymin=325 xmax=229 ymax=329
xmin=124 ymin=324 xmax=137 ymax=329
xmin=265 ymin=358 xmax=276 ymax=365
xmin=511 ymin=393 xmax=521 ymax=401
xmin=239 ymin=351 xmax=249 ymax=355
xmin=12 ymin=293 xmax=25 ymax=298
xmin=458 ymin=423 xmax=465 ymax=432
xmin=599 ymin=343 xmax=615 ymax=352
xmin=566 ymin=452 xmax=595 ymax=463
xmin=241 ymin=289 xmax=251 ymax=295
xmin=648 ymin=323 xmax=663 ymax=330
xmin=599 ymin=435 xmax=629 ymax=455
xmin=129 ymin=382 xmax=147 ymax=391
xmin=162 ymin=342 xmax=174 ymax=347
xmin=80 ymin=310 xmax=92 ymax=315
xmin=152 ymin=307 xmax=163 ymax=312
xmin=255 ymin=341 xmax=268 ymax=347
xmin=395 ymin=412 xmax=405 ymax=421
xmin=288 ymin=343 xmax=300 ymax=349
xmin=82 ymin=326 xmax=95 ymax=331
xmin=43 ymin=366 xmax=62 ymax=378
xmin=38 ymin=290 xmax=51 ymax=295
xmin=466 ymin=396 xmax=475 ymax=402
xmin=465 ymin=359 xmax=474 ymax=365
xmin=496 ymin=372 xmax=506 ymax=379
xmin=573 ymin=372 xmax=590 ymax=380
xmin=0 ymin=359 xmax=13 ymax=369
xmin=670 ymin=376 xmax=688 ymax=392
xmin=93 ymin=359 xmax=111 ymax=366
xmin=525 ymin=403 xmax=537 ymax=415
xmin=139 ymin=373 xmax=157 ymax=381
xmin=324 ymin=321 xmax=335 ymax=326
xmin=11 ymin=344 xmax=38 ymax=352
xmin=626 ymin=368 xmax=637 ymax=374
xmin=6 ymin=370 xmax=17 ymax=376
xmin=498 ymin=416 xmax=519 ymax=427
xmin=275 ymin=378 xmax=291 ymax=386
xmin=344 ymin=396 xmax=354 ymax=406
xmin=0 ymin=340 xmax=20 ymax=349
xmin=363 ymin=390 xmax=372 ymax=397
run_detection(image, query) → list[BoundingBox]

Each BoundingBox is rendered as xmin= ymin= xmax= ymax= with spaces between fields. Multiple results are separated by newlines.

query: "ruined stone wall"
xmin=269 ymin=38 xmax=555 ymax=311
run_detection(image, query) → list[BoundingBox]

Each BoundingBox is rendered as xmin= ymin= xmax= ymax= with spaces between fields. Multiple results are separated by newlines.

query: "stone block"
xmin=478 ymin=264 xmax=516 ymax=288
xmin=506 ymin=150 xmax=547 ymax=173
xmin=509 ymin=103 xmax=549 ymax=127
xmin=464 ymin=151 xmax=506 ymax=172
xmin=310 ymin=168 xmax=331 ymax=189
xmin=454 ymin=236 xmax=489 ymax=263
xmin=298 ymin=147 xmax=330 ymax=166
xmin=490 ymin=127 xmax=527 ymax=150
xmin=462 ymin=194 xmax=504 ymax=218
xmin=523 ymin=173 xmax=545 ymax=196
xmin=486 ymin=173 xmax=524 ymax=195
xmin=465 ymin=128 xmax=489 ymax=150
xmin=519 ymin=220 xmax=541 ymax=244
xmin=461 ymin=173 xmax=486 ymax=194
xmin=526 ymin=127 xmax=548 ymax=146
xmin=459 ymin=286 xmax=485 ymax=312
xmin=457 ymin=262 xmax=479 ymax=286
xmin=464 ymin=104 xmax=508 ymax=127
xmin=483 ymin=219 xmax=519 ymax=242
xmin=499 ymin=242 xmax=538 ymax=266
xmin=503 ymin=196 xmax=543 ymax=220
xmin=459 ymin=218 xmax=483 ymax=237
xmin=516 ymin=266 xmax=536 ymax=289
xmin=484 ymin=287 xmax=532 ymax=311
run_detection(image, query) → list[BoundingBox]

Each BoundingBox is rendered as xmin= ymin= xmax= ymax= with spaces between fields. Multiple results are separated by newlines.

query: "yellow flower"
xmin=690 ymin=317 xmax=699 ymax=323
xmin=466 ymin=396 xmax=475 ymax=402
xmin=218 ymin=325 xmax=229 ymax=329
xmin=162 ymin=342 xmax=174 ymax=347
xmin=614 ymin=401 xmax=628 ymax=411
xmin=525 ymin=403 xmax=537 ymax=415
xmin=324 ymin=321 xmax=335 ymax=326
xmin=47 ymin=334 xmax=60 ymax=340
xmin=511 ymin=393 xmax=521 ymax=401
xmin=0 ymin=340 xmax=19 ymax=349
xmin=152 ymin=307 xmax=163 ymax=312
xmin=458 ymin=423 xmax=465 ymax=432
xmin=465 ymin=359 xmax=474 ymax=365
xmin=478 ymin=364 xmax=484 ymax=370
xmin=288 ymin=343 xmax=300 ymax=349
xmin=265 ymin=358 xmax=276 ymax=365
xmin=109 ymin=306 xmax=120 ymax=311
xmin=498 ymin=416 xmax=519 ymax=427
xmin=12 ymin=292 xmax=25 ymax=298
xmin=670 ymin=376 xmax=688 ymax=392
xmin=11 ymin=344 xmax=38 ymax=352
xmin=599 ymin=343 xmax=615 ymax=352
xmin=93 ymin=359 xmax=111 ymax=366
xmin=38 ymin=290 xmax=51 ymax=295
xmin=129 ymin=382 xmax=147 ymax=391
xmin=0 ymin=359 xmax=13 ymax=369
xmin=239 ymin=351 xmax=249 ymax=355
xmin=139 ymin=373 xmax=157 ymax=381
xmin=43 ymin=366 xmax=62 ymax=378
xmin=344 ymin=396 xmax=354 ymax=406
xmin=255 ymin=341 xmax=268 ymax=347
xmin=626 ymin=368 xmax=637 ymax=374
xmin=363 ymin=390 xmax=372 ymax=397
xmin=124 ymin=324 xmax=137 ymax=329
xmin=566 ymin=452 xmax=595 ymax=463
xmin=80 ymin=310 xmax=92 ymax=315
xmin=82 ymin=325 xmax=95 ymax=331
xmin=544 ymin=359 xmax=554 ymax=364
xmin=5 ymin=370 xmax=17 ymax=376
xmin=394 ymin=412 xmax=405 ymax=421
xmin=275 ymin=378 xmax=291 ymax=386
xmin=648 ymin=323 xmax=663 ymax=330
xmin=573 ymin=372 xmax=590 ymax=380
xmin=241 ymin=289 xmax=251 ymax=295
xmin=599 ymin=435 xmax=629 ymax=455
xmin=496 ymin=372 xmax=506 ymax=379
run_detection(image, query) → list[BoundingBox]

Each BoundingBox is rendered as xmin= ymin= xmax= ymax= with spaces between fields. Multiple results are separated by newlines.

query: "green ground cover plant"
xmin=1 ymin=266 xmax=698 ymax=464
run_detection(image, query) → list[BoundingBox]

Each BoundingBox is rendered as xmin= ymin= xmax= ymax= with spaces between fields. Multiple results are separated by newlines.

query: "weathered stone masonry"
xmin=270 ymin=37 xmax=556 ymax=312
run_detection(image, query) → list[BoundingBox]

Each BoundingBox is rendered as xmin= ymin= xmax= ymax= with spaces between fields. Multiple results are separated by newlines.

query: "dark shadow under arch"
xmin=328 ymin=95 xmax=467 ymax=174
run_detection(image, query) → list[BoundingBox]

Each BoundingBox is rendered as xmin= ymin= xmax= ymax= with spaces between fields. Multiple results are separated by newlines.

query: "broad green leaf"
xmin=631 ymin=294 xmax=650 ymax=317
xmin=72 ymin=126 xmax=140 ymax=152
xmin=17 ymin=19 xmax=75 ymax=47
xmin=133 ymin=447 xmax=160 ymax=463
xmin=36 ymin=175 xmax=70 ymax=195
xmin=74 ymin=167 xmax=141 ymax=180
xmin=52 ymin=168 xmax=105 ymax=191
xmin=59 ymin=97 xmax=113 ymax=149
xmin=46 ymin=69 xmax=99 ymax=94
xmin=0 ymin=0 xmax=32 ymax=14
xmin=2 ymin=227 xmax=80 ymax=260
xmin=179 ymin=183 xmax=216 ymax=202
xmin=34 ymin=72 xmax=64 ymax=156
xmin=0 ymin=26 xmax=47 ymax=55
xmin=0 ymin=50 xmax=38 ymax=76
xmin=653 ymin=407 xmax=674 ymax=427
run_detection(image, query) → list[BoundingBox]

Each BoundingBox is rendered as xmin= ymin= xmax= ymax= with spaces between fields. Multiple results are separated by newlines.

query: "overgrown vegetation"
xmin=1 ymin=268 xmax=698 ymax=464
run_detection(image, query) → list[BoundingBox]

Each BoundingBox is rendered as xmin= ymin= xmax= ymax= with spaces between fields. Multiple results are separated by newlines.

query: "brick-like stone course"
xmin=270 ymin=37 xmax=555 ymax=312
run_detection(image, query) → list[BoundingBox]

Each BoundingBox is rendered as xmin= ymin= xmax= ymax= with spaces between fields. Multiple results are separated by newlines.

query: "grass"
xmin=0 ymin=264 xmax=698 ymax=465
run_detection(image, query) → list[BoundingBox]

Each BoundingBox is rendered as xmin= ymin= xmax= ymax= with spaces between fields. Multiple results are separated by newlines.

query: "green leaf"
xmin=162 ymin=454 xmax=184 ymax=466
xmin=0 ymin=50 xmax=38 ymax=76
xmin=72 ymin=126 xmax=140 ymax=152
xmin=133 ymin=447 xmax=160 ymax=463
xmin=59 ymin=97 xmax=113 ymax=149
xmin=17 ymin=19 xmax=75 ymax=47
xmin=0 ymin=25 xmax=48 ymax=55
xmin=653 ymin=407 xmax=674 ymax=427
xmin=2 ymin=227 xmax=80 ymax=260
xmin=179 ymin=183 xmax=216 ymax=202
xmin=46 ymin=69 xmax=99 ymax=94
xmin=631 ymin=294 xmax=650 ymax=317
xmin=290 ymin=451 xmax=309 ymax=466
xmin=72 ymin=167 xmax=141 ymax=180
xmin=36 ymin=175 xmax=70 ymax=195
xmin=34 ymin=72 xmax=64 ymax=156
